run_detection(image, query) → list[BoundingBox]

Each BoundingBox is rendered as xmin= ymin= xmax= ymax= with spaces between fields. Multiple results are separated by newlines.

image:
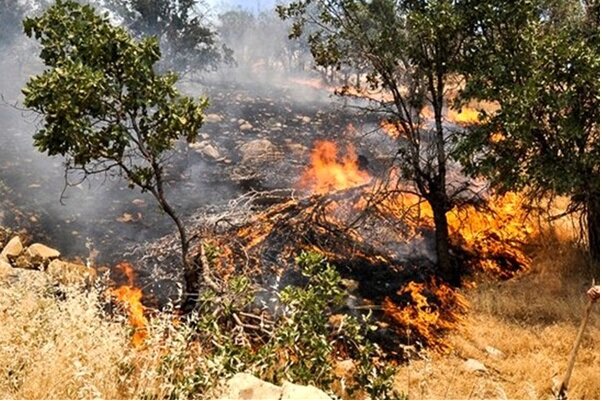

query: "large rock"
xmin=0 ymin=236 xmax=23 ymax=261
xmin=47 ymin=259 xmax=96 ymax=286
xmin=280 ymin=381 xmax=331 ymax=400
xmin=239 ymin=139 xmax=278 ymax=163
xmin=26 ymin=243 xmax=60 ymax=261
xmin=223 ymin=373 xmax=282 ymax=400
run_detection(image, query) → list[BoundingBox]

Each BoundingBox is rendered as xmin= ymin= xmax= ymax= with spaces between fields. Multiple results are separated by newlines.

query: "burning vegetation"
xmin=111 ymin=262 xmax=148 ymax=347
xmin=185 ymin=137 xmax=538 ymax=353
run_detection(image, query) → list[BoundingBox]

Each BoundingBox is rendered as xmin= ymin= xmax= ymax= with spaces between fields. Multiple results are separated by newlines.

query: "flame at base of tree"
xmin=383 ymin=278 xmax=469 ymax=352
xmin=448 ymin=193 xmax=536 ymax=278
xmin=111 ymin=262 xmax=148 ymax=347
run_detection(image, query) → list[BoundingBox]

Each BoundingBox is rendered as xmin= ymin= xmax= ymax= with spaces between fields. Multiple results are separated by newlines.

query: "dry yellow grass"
xmin=0 ymin=229 xmax=598 ymax=399
xmin=0 ymin=270 xmax=130 ymax=399
xmin=394 ymin=236 xmax=600 ymax=399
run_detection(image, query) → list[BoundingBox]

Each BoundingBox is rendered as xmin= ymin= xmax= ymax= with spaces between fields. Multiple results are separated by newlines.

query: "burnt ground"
xmin=0 ymin=78 xmax=390 ymax=269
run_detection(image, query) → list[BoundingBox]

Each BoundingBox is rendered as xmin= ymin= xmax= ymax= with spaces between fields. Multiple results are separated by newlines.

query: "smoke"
xmin=0 ymin=0 xmax=341 ymax=268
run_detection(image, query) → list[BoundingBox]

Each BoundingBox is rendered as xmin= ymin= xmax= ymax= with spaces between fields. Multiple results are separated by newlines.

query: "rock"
xmin=0 ymin=258 xmax=13 ymax=278
xmin=200 ymin=143 xmax=221 ymax=160
xmin=463 ymin=358 xmax=487 ymax=373
xmin=1 ymin=236 xmax=23 ymax=261
xmin=239 ymin=139 xmax=277 ymax=163
xmin=223 ymin=373 xmax=282 ymax=400
xmin=190 ymin=141 xmax=221 ymax=160
xmin=485 ymin=345 xmax=504 ymax=359
xmin=47 ymin=259 xmax=96 ymax=286
xmin=204 ymin=113 xmax=223 ymax=123
xmin=13 ymin=255 xmax=36 ymax=269
xmin=239 ymin=122 xmax=253 ymax=131
xmin=281 ymin=381 xmax=331 ymax=400
xmin=26 ymin=243 xmax=60 ymax=261
xmin=300 ymin=116 xmax=312 ymax=124
xmin=286 ymin=143 xmax=307 ymax=157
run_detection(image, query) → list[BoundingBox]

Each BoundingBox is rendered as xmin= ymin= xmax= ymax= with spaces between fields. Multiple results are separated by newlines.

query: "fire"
xmin=383 ymin=278 xmax=468 ymax=351
xmin=447 ymin=107 xmax=481 ymax=125
xmin=447 ymin=101 xmax=499 ymax=126
xmin=447 ymin=193 xmax=537 ymax=278
xmin=379 ymin=120 xmax=403 ymax=139
xmin=298 ymin=140 xmax=371 ymax=194
xmin=111 ymin=262 xmax=148 ymax=347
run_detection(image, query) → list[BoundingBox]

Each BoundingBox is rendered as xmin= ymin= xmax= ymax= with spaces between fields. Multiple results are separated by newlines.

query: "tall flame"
xmin=298 ymin=140 xmax=371 ymax=194
xmin=111 ymin=262 xmax=148 ymax=347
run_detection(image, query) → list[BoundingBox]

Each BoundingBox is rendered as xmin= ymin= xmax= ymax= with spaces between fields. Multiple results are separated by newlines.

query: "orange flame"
xmin=383 ymin=278 xmax=469 ymax=351
xmin=447 ymin=193 xmax=536 ymax=278
xmin=379 ymin=120 xmax=403 ymax=139
xmin=111 ymin=262 xmax=148 ymax=347
xmin=447 ymin=101 xmax=499 ymax=126
xmin=298 ymin=140 xmax=371 ymax=194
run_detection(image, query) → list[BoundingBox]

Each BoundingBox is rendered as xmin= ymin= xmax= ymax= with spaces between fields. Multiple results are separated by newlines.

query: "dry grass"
xmin=394 ymin=235 xmax=600 ymax=399
xmin=0 ymin=270 xmax=130 ymax=399
xmin=0 ymin=229 xmax=598 ymax=399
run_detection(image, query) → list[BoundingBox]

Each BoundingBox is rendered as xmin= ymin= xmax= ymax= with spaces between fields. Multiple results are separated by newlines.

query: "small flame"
xmin=111 ymin=262 xmax=148 ymax=347
xmin=447 ymin=101 xmax=499 ymax=126
xmin=298 ymin=140 xmax=371 ymax=194
xmin=448 ymin=107 xmax=481 ymax=125
xmin=379 ymin=120 xmax=403 ymax=139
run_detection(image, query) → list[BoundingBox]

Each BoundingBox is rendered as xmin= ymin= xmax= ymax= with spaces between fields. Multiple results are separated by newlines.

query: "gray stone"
xmin=190 ymin=140 xmax=221 ymax=160
xmin=239 ymin=139 xmax=277 ymax=163
xmin=205 ymin=113 xmax=223 ymax=123
xmin=239 ymin=122 xmax=253 ymax=131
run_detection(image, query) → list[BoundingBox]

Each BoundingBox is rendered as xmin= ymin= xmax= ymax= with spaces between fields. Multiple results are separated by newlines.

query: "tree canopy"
xmin=278 ymin=0 xmax=479 ymax=282
xmin=107 ymin=0 xmax=233 ymax=75
xmin=23 ymin=0 xmax=210 ymax=293
xmin=456 ymin=0 xmax=600 ymax=259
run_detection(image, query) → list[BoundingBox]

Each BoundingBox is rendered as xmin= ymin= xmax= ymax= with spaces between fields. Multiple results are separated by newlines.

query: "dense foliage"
xmin=159 ymin=251 xmax=397 ymax=399
xmin=456 ymin=0 xmax=600 ymax=260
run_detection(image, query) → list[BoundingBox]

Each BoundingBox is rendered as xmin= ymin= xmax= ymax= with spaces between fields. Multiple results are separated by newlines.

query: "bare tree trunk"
xmin=586 ymin=191 xmax=599 ymax=263
xmin=430 ymin=195 xmax=455 ymax=283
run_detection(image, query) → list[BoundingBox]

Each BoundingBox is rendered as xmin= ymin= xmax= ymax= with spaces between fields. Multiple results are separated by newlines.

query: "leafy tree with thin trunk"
xmin=22 ymin=0 xmax=213 ymax=296
xmin=278 ymin=0 xmax=477 ymax=283
xmin=456 ymin=0 xmax=600 ymax=262
xmin=106 ymin=0 xmax=233 ymax=76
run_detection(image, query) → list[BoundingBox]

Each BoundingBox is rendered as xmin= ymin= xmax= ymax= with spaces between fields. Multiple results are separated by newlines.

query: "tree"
xmin=107 ymin=0 xmax=233 ymax=75
xmin=22 ymin=0 xmax=213 ymax=296
xmin=278 ymin=0 xmax=476 ymax=283
xmin=456 ymin=0 xmax=600 ymax=261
